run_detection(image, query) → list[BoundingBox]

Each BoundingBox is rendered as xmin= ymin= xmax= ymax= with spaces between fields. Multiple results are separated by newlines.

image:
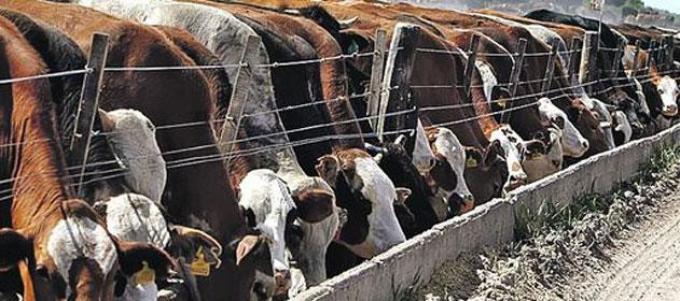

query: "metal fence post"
xmin=366 ymin=29 xmax=387 ymax=131
xmin=647 ymin=39 xmax=658 ymax=72
xmin=218 ymin=35 xmax=261 ymax=160
xmin=541 ymin=39 xmax=560 ymax=96
xmin=500 ymin=38 xmax=527 ymax=125
xmin=70 ymin=33 xmax=109 ymax=195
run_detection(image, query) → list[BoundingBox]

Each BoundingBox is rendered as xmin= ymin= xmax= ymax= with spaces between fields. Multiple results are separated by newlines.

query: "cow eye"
xmin=146 ymin=122 xmax=155 ymax=132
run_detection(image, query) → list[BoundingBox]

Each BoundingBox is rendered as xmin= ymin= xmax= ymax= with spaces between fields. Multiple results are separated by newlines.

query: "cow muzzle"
xmin=273 ymin=269 xmax=292 ymax=297
xmin=662 ymin=103 xmax=678 ymax=117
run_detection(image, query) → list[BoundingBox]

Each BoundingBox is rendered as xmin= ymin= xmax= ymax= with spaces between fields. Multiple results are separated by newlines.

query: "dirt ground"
xmin=407 ymin=152 xmax=680 ymax=301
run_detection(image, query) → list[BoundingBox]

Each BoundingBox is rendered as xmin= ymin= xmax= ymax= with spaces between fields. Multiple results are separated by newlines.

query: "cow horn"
xmin=338 ymin=16 xmax=359 ymax=29
xmin=600 ymin=122 xmax=612 ymax=129
xmin=394 ymin=135 xmax=406 ymax=146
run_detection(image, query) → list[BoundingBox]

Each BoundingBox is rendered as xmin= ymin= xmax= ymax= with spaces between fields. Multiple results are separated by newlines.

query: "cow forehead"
xmin=352 ymin=157 xmax=396 ymax=202
xmin=659 ymin=76 xmax=678 ymax=93
xmin=240 ymin=170 xmax=296 ymax=239
xmin=46 ymin=216 xmax=117 ymax=282
xmin=105 ymin=193 xmax=171 ymax=249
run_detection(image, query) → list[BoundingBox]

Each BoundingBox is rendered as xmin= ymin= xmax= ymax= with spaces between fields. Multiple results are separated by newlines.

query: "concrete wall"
xmin=294 ymin=124 xmax=680 ymax=301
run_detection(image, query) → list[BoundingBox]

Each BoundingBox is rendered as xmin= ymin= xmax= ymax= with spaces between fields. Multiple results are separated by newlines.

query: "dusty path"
xmin=579 ymin=188 xmax=680 ymax=301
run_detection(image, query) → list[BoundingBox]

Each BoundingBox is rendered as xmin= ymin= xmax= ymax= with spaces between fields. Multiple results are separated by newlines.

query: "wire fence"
xmin=1 ymin=35 xmax=680 ymax=203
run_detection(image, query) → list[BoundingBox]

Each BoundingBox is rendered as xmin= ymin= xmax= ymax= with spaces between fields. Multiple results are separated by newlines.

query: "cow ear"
xmin=464 ymin=147 xmax=483 ymax=168
xmin=395 ymin=188 xmax=412 ymax=205
xmin=228 ymin=235 xmax=265 ymax=266
xmin=168 ymin=225 xmax=223 ymax=268
xmin=98 ymin=109 xmax=116 ymax=132
xmin=292 ymin=189 xmax=335 ymax=223
xmin=315 ymin=155 xmax=340 ymax=185
xmin=0 ymin=228 xmax=31 ymax=272
xmin=116 ymin=240 xmax=177 ymax=279
xmin=485 ymin=141 xmax=504 ymax=166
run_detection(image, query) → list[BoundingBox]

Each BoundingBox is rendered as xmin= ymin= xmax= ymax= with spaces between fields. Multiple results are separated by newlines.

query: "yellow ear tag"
xmin=133 ymin=261 xmax=155 ymax=286
xmin=498 ymin=99 xmax=507 ymax=108
xmin=466 ymin=157 xmax=478 ymax=168
xmin=190 ymin=246 xmax=211 ymax=277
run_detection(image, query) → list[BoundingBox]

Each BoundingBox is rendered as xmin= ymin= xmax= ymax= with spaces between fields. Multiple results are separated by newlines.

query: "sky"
xmin=643 ymin=0 xmax=680 ymax=14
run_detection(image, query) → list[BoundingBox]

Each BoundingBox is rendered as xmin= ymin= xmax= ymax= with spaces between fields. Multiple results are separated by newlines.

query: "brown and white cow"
xmin=0 ymin=1 xmax=266 ymax=299
xmin=0 ymin=15 xmax=174 ymax=300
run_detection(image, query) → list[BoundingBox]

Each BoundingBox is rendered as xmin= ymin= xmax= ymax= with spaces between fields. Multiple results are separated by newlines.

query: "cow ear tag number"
xmin=190 ymin=246 xmax=211 ymax=277
xmin=466 ymin=157 xmax=478 ymax=168
xmin=133 ymin=261 xmax=155 ymax=285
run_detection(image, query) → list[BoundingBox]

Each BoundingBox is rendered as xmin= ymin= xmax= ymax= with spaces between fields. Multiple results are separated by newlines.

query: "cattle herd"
xmin=0 ymin=0 xmax=679 ymax=300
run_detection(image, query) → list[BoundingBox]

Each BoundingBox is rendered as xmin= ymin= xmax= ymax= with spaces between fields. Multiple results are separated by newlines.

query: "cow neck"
xmin=0 ymin=23 xmax=68 ymax=240
xmin=283 ymin=14 xmax=363 ymax=150
xmin=1 ymin=10 xmax=129 ymax=203
xmin=2 ymin=0 xmax=248 ymax=244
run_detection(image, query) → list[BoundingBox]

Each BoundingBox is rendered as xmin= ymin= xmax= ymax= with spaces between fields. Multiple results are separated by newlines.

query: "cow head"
xmin=653 ymin=75 xmax=679 ymax=117
xmin=315 ymin=149 xmax=406 ymax=259
xmin=488 ymin=125 xmax=529 ymax=190
xmin=463 ymin=141 xmax=508 ymax=207
xmin=22 ymin=199 xmax=175 ymax=301
xmin=568 ymin=98 xmax=610 ymax=156
xmin=237 ymin=169 xmax=298 ymax=297
xmin=423 ymin=127 xmax=474 ymax=218
xmin=605 ymin=87 xmax=647 ymax=136
xmin=411 ymin=119 xmax=437 ymax=173
xmin=612 ymin=110 xmax=633 ymax=145
xmin=522 ymin=127 xmax=563 ymax=182
xmin=287 ymin=176 xmax=338 ymax=287
xmin=98 ymin=109 xmax=166 ymax=204
xmin=537 ymin=98 xmax=590 ymax=157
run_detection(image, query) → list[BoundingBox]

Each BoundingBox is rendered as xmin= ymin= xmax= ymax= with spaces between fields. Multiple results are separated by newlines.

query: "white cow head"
xmin=411 ymin=119 xmax=437 ymax=173
xmin=489 ymin=125 xmax=528 ymax=190
xmin=612 ymin=110 xmax=633 ymax=145
xmin=239 ymin=169 xmax=297 ymax=297
xmin=655 ymin=75 xmax=679 ymax=117
xmin=99 ymin=109 xmax=166 ymax=203
xmin=522 ymin=127 xmax=563 ymax=182
xmin=425 ymin=127 xmax=474 ymax=218
xmin=537 ymin=98 xmax=589 ymax=158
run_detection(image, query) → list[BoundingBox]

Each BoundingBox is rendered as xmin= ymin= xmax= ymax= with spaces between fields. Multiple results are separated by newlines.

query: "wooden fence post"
xmin=664 ymin=35 xmax=675 ymax=70
xmin=70 ymin=33 xmax=109 ymax=195
xmin=541 ymin=39 xmax=560 ymax=96
xmin=566 ymin=38 xmax=583 ymax=84
xmin=647 ymin=39 xmax=658 ymax=72
xmin=218 ymin=35 xmax=261 ymax=160
xmin=366 ymin=29 xmax=387 ymax=131
xmin=463 ymin=34 xmax=480 ymax=101
xmin=611 ymin=38 xmax=626 ymax=74
xmin=500 ymin=38 xmax=527 ymax=124
xmin=632 ymin=40 xmax=641 ymax=75
xmin=377 ymin=25 xmax=419 ymax=143
xmin=579 ymin=32 xmax=598 ymax=94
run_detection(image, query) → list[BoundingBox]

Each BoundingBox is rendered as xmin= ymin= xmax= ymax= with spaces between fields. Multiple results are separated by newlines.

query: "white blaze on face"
xmin=537 ymin=98 xmax=589 ymax=158
xmin=590 ymin=98 xmax=616 ymax=150
xmin=657 ymin=76 xmax=679 ymax=116
xmin=46 ymin=216 xmax=118 ymax=292
xmin=105 ymin=109 xmax=166 ymax=203
xmin=474 ymin=60 xmax=498 ymax=102
xmin=412 ymin=119 xmax=436 ymax=173
xmin=239 ymin=169 xmax=296 ymax=273
xmin=489 ymin=125 xmax=527 ymax=189
xmin=612 ymin=111 xmax=633 ymax=144
xmin=284 ymin=176 xmax=337 ymax=286
xmin=104 ymin=193 xmax=171 ymax=249
xmin=350 ymin=157 xmax=406 ymax=254
xmin=431 ymin=128 xmax=473 ymax=203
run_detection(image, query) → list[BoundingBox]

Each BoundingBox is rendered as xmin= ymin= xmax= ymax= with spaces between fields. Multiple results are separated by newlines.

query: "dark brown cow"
xmin=0 ymin=1 xmax=264 ymax=300
xmin=0 ymin=15 xmax=173 ymax=301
